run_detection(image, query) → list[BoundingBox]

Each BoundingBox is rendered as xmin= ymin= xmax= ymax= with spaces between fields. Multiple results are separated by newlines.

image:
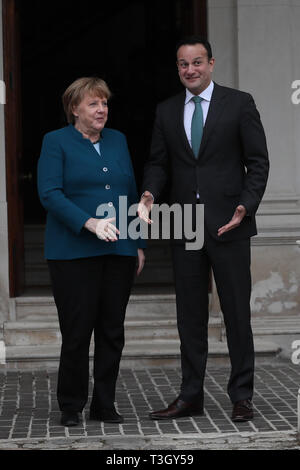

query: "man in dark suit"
xmin=138 ymin=36 xmax=269 ymax=422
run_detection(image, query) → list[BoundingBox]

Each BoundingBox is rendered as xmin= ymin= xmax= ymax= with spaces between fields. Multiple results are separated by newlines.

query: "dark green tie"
xmin=191 ymin=96 xmax=204 ymax=158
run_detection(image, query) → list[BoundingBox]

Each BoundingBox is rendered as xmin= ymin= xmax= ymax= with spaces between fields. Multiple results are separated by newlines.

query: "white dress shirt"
xmin=93 ymin=141 xmax=101 ymax=155
xmin=184 ymin=80 xmax=214 ymax=147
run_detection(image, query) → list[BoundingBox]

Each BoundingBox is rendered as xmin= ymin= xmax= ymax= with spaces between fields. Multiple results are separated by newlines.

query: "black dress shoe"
xmin=89 ymin=407 xmax=124 ymax=423
xmin=231 ymin=399 xmax=254 ymax=422
xmin=149 ymin=397 xmax=204 ymax=420
xmin=60 ymin=411 xmax=79 ymax=427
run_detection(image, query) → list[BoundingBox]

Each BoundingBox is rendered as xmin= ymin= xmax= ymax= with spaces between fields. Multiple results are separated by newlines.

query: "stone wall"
xmin=208 ymin=0 xmax=300 ymax=315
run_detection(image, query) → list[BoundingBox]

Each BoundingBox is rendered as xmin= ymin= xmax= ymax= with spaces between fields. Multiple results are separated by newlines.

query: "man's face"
xmin=177 ymin=44 xmax=215 ymax=95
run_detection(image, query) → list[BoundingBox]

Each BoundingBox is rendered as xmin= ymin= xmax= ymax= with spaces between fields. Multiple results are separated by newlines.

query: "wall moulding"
xmin=255 ymin=196 xmax=300 ymax=245
xmin=258 ymin=195 xmax=300 ymax=215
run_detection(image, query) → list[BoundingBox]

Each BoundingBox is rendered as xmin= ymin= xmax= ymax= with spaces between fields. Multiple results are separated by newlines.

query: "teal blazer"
xmin=38 ymin=124 xmax=146 ymax=259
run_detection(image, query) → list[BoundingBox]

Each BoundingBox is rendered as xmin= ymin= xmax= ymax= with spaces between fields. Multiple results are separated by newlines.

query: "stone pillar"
xmin=208 ymin=0 xmax=300 ymax=317
xmin=207 ymin=0 xmax=237 ymax=326
xmin=0 ymin=0 xmax=10 ymax=323
xmin=208 ymin=0 xmax=238 ymax=88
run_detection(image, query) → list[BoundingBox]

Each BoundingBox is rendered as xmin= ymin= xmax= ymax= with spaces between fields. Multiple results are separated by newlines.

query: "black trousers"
xmin=47 ymin=255 xmax=136 ymax=412
xmin=171 ymin=229 xmax=254 ymax=404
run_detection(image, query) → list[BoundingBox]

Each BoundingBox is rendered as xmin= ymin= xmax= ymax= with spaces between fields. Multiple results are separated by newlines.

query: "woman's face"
xmin=73 ymin=93 xmax=108 ymax=134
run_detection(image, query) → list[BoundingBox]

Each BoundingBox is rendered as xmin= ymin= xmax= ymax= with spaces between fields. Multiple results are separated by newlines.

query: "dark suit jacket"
xmin=142 ymin=82 xmax=269 ymax=242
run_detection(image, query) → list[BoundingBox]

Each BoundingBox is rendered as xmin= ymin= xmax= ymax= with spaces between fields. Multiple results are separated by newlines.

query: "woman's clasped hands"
xmin=84 ymin=217 xmax=119 ymax=241
xmin=96 ymin=217 xmax=119 ymax=241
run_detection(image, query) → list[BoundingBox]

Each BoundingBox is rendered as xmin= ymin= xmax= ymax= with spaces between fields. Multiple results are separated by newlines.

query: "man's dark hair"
xmin=176 ymin=36 xmax=213 ymax=61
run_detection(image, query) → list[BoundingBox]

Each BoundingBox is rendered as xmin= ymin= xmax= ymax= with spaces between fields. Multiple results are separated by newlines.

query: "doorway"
xmin=4 ymin=0 xmax=207 ymax=295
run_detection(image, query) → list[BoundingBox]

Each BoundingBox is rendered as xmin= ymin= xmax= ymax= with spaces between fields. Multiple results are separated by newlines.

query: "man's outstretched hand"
xmin=137 ymin=191 xmax=154 ymax=224
xmin=217 ymin=205 xmax=246 ymax=237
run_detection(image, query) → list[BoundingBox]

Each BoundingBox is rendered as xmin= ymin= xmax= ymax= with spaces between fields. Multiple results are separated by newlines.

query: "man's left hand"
xmin=217 ymin=205 xmax=247 ymax=237
xmin=136 ymin=249 xmax=145 ymax=276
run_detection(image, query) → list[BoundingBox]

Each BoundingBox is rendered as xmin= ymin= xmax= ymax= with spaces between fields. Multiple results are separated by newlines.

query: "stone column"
xmin=208 ymin=0 xmax=238 ymax=88
xmin=208 ymin=0 xmax=300 ymax=318
xmin=0 ymin=0 xmax=10 ymax=323
xmin=208 ymin=0 xmax=238 ymax=324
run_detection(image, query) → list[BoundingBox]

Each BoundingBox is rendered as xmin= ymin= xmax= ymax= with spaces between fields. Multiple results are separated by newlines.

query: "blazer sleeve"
xmin=238 ymin=94 xmax=269 ymax=215
xmin=141 ymin=104 xmax=169 ymax=200
xmin=37 ymin=132 xmax=91 ymax=235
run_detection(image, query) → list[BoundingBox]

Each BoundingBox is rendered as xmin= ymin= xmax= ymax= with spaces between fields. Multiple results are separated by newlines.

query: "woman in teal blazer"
xmin=38 ymin=77 xmax=145 ymax=427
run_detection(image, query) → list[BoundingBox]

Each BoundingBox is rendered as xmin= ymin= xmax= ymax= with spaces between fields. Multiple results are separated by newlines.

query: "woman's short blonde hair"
xmin=62 ymin=77 xmax=112 ymax=124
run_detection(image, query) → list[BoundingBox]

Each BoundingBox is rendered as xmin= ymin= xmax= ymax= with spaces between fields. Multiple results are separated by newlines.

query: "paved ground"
xmin=0 ymin=361 xmax=299 ymax=450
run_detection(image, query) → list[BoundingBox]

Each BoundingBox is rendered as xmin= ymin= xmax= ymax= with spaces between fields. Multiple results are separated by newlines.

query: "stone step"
xmin=3 ymin=317 xmax=222 ymax=346
xmin=4 ymin=314 xmax=300 ymax=349
xmin=218 ymin=315 xmax=300 ymax=340
xmin=10 ymin=293 xmax=300 ymax=331
xmin=1 ymin=338 xmax=281 ymax=370
xmin=11 ymin=294 xmax=179 ymax=321
xmin=250 ymin=316 xmax=300 ymax=335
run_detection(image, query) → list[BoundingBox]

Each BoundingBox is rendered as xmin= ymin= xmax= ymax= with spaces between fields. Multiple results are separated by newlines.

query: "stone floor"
xmin=0 ymin=361 xmax=299 ymax=450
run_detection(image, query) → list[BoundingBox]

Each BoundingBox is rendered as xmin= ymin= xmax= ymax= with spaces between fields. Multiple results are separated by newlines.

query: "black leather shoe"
xmin=149 ymin=397 xmax=204 ymax=420
xmin=60 ymin=411 xmax=79 ymax=427
xmin=89 ymin=407 xmax=124 ymax=423
xmin=231 ymin=399 xmax=254 ymax=422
